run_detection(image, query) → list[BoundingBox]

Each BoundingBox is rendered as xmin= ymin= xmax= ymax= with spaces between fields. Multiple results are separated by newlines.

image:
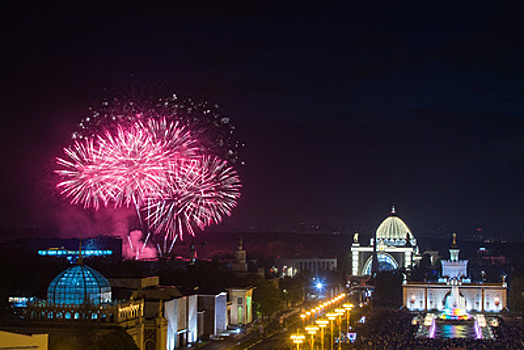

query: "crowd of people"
xmin=352 ymin=310 xmax=524 ymax=349
xmin=490 ymin=317 xmax=524 ymax=349
xmin=353 ymin=309 xmax=416 ymax=350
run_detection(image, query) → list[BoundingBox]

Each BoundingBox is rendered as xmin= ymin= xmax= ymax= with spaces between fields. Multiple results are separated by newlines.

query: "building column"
xmin=424 ymin=287 xmax=428 ymax=312
xmin=351 ymin=249 xmax=359 ymax=275
xmin=481 ymin=287 xmax=484 ymax=312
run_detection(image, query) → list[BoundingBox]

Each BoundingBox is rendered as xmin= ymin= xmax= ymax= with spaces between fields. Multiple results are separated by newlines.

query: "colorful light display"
xmin=56 ymin=99 xmax=242 ymax=258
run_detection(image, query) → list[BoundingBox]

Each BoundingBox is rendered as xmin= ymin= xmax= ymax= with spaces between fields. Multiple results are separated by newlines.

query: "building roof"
xmin=131 ymin=286 xmax=183 ymax=301
xmin=47 ymin=264 xmax=112 ymax=305
xmin=376 ymin=208 xmax=415 ymax=242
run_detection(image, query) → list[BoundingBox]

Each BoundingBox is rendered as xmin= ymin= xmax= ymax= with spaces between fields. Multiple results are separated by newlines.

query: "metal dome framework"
xmin=47 ymin=264 xmax=111 ymax=305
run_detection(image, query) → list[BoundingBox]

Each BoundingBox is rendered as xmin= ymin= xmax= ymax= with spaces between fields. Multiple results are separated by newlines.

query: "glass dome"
xmin=47 ymin=264 xmax=111 ymax=305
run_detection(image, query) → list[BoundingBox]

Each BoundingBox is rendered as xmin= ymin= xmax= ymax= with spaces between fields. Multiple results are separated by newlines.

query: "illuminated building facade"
xmin=276 ymin=257 xmax=337 ymax=277
xmin=350 ymin=207 xmax=419 ymax=276
xmin=111 ymin=276 xmax=237 ymax=348
xmin=6 ymin=261 xmax=145 ymax=349
xmin=5 ymin=236 xmax=123 ymax=262
xmin=403 ymin=234 xmax=507 ymax=313
xmin=227 ymin=288 xmax=254 ymax=325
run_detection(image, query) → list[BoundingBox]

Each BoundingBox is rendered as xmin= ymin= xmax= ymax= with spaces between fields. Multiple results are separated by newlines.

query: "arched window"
xmin=362 ymin=253 xmax=398 ymax=275
xmin=145 ymin=340 xmax=155 ymax=350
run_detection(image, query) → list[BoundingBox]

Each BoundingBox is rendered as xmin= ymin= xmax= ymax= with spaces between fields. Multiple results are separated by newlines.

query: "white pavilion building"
xmin=350 ymin=207 xmax=420 ymax=276
xmin=403 ymin=234 xmax=507 ymax=313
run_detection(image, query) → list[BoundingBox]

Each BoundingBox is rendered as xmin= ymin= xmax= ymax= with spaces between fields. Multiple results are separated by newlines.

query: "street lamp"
xmin=334 ymin=308 xmax=345 ymax=350
xmin=326 ymin=312 xmax=337 ymax=350
xmin=305 ymin=325 xmax=319 ymax=350
xmin=291 ymin=330 xmax=306 ymax=350
xmin=311 ymin=307 xmax=318 ymax=319
xmin=342 ymin=303 xmax=354 ymax=336
xmin=316 ymin=318 xmax=329 ymax=350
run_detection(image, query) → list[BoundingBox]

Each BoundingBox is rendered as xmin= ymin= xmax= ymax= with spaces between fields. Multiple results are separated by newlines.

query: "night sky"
xmin=2 ymin=1 xmax=524 ymax=238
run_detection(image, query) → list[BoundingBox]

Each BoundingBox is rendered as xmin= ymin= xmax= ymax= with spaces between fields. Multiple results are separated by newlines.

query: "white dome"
xmin=375 ymin=208 xmax=415 ymax=245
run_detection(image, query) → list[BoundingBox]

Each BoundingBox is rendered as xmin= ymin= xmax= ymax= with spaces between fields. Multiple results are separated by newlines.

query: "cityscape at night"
xmin=2 ymin=1 xmax=524 ymax=349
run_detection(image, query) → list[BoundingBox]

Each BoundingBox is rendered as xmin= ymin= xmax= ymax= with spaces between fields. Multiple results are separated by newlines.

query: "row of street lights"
xmin=291 ymin=293 xmax=354 ymax=350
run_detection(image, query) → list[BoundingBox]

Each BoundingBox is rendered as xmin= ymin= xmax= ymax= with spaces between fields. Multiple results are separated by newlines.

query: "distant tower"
xmin=441 ymin=233 xmax=468 ymax=280
xmin=232 ymin=237 xmax=248 ymax=272
xmin=449 ymin=233 xmax=460 ymax=262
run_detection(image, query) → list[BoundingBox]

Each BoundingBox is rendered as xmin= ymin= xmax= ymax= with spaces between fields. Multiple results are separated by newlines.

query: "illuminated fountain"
xmin=439 ymin=284 xmax=470 ymax=321
xmin=413 ymin=235 xmax=496 ymax=340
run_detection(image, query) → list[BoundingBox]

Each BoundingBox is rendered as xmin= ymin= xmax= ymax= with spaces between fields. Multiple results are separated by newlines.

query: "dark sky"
xmin=2 ymin=1 xmax=524 ymax=237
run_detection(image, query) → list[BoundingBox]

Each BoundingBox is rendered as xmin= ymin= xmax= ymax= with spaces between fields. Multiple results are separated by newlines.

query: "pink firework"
xmin=146 ymin=155 xmax=241 ymax=255
xmin=96 ymin=119 xmax=198 ymax=209
xmin=56 ymin=119 xmax=198 ymax=211
xmin=145 ymin=118 xmax=199 ymax=160
xmin=56 ymin=139 xmax=111 ymax=210
xmin=57 ymin=112 xmax=241 ymax=259
xmin=96 ymin=124 xmax=168 ymax=208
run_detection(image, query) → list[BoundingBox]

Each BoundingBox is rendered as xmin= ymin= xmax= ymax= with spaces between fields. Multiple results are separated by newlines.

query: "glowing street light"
xmin=305 ymin=325 xmax=319 ymax=350
xmin=342 ymin=303 xmax=354 ymax=336
xmin=291 ymin=331 xmax=306 ymax=350
xmin=326 ymin=312 xmax=337 ymax=350
xmin=334 ymin=308 xmax=345 ymax=350
xmin=316 ymin=318 xmax=329 ymax=350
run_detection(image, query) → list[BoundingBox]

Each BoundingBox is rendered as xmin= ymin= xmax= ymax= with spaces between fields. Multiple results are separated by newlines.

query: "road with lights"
xmin=198 ymin=292 xmax=353 ymax=350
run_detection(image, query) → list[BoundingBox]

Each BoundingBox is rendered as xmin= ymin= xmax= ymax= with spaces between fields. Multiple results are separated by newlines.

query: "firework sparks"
xmin=57 ymin=92 xmax=242 ymax=259
xmin=73 ymin=88 xmax=244 ymax=164
xmin=146 ymin=156 xmax=241 ymax=255
xmin=96 ymin=122 xmax=172 ymax=209
xmin=56 ymin=139 xmax=111 ymax=210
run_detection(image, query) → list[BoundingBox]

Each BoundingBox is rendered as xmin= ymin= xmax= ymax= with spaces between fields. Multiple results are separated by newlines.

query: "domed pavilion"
xmin=375 ymin=207 xmax=416 ymax=246
xmin=47 ymin=264 xmax=112 ymax=305
xmin=350 ymin=207 xmax=420 ymax=276
xmin=21 ymin=258 xmax=143 ymax=348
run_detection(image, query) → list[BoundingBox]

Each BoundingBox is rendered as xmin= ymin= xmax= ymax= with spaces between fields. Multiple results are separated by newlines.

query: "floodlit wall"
xmin=227 ymin=288 xmax=254 ymax=325
xmin=403 ymin=283 xmax=507 ymax=312
xmin=215 ymin=293 xmax=228 ymax=334
xmin=164 ymin=297 xmax=189 ymax=350
xmin=0 ymin=331 xmax=48 ymax=350
xmin=187 ymin=295 xmax=198 ymax=343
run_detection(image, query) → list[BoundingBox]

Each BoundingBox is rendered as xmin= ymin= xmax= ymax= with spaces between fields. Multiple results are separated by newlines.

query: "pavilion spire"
xmin=78 ymin=238 xmax=83 ymax=264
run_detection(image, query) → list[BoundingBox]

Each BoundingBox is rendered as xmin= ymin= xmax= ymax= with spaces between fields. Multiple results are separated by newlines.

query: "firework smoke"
xmin=56 ymin=94 xmax=242 ymax=259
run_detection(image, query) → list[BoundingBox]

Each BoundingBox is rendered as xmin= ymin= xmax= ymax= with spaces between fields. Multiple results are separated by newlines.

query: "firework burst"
xmin=96 ymin=120 xmax=198 ymax=209
xmin=56 ymin=139 xmax=111 ymax=210
xmin=57 ymin=92 xmax=242 ymax=259
xmin=146 ymin=156 xmax=241 ymax=255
